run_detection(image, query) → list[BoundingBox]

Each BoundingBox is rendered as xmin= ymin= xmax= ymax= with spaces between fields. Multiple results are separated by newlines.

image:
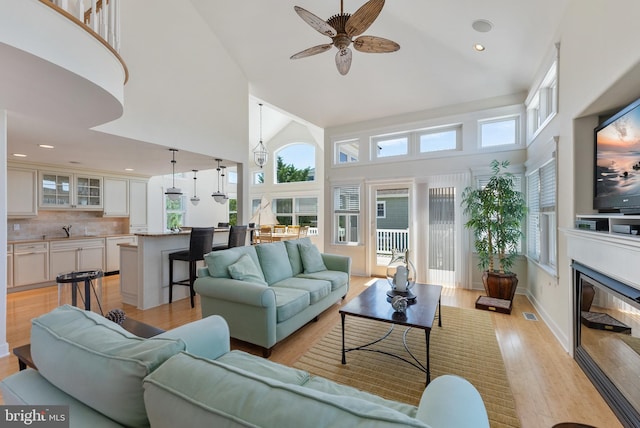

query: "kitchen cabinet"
xmin=103 ymin=177 xmax=129 ymax=217
xmin=8 ymin=167 xmax=38 ymax=218
xmin=40 ymin=171 xmax=102 ymax=209
xmin=13 ymin=242 xmax=49 ymax=286
xmin=7 ymin=244 xmax=13 ymax=288
xmin=50 ymin=239 xmax=105 ymax=278
xmin=106 ymin=235 xmax=136 ymax=273
xmin=129 ymin=180 xmax=148 ymax=232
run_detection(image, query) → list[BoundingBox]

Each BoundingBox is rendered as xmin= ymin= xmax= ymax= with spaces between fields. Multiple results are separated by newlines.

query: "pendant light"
xmin=253 ymin=103 xmax=268 ymax=168
xmin=190 ymin=169 xmax=200 ymax=206
xmin=212 ymin=158 xmax=228 ymax=204
xmin=165 ymin=148 xmax=182 ymax=200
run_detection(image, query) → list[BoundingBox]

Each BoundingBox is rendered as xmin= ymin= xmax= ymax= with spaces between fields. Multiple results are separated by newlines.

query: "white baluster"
xmin=108 ymin=0 xmax=115 ymax=45
xmin=113 ymin=0 xmax=120 ymax=52
xmin=102 ymin=0 xmax=108 ymax=40
xmin=76 ymin=0 xmax=84 ymax=22
xmin=91 ymin=0 xmax=97 ymax=32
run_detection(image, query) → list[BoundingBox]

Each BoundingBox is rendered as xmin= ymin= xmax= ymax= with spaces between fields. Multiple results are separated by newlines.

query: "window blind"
xmin=540 ymin=159 xmax=556 ymax=210
xmin=334 ymin=185 xmax=360 ymax=212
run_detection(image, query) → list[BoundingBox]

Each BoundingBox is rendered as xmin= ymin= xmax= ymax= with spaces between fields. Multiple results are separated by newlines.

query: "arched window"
xmin=275 ymin=143 xmax=315 ymax=183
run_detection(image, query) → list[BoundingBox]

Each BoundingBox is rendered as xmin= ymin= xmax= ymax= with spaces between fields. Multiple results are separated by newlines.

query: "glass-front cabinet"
xmin=39 ymin=171 xmax=102 ymax=209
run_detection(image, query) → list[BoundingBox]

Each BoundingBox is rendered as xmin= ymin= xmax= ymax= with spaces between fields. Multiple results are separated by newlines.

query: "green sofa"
xmin=0 ymin=305 xmax=490 ymax=428
xmin=194 ymin=238 xmax=351 ymax=356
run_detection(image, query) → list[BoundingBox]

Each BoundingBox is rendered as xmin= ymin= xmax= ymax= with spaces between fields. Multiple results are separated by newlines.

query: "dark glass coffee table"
xmin=13 ymin=317 xmax=165 ymax=371
xmin=340 ymin=280 xmax=442 ymax=384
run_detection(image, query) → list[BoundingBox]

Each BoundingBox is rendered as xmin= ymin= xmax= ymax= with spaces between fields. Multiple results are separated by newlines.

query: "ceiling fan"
xmin=290 ymin=0 xmax=400 ymax=75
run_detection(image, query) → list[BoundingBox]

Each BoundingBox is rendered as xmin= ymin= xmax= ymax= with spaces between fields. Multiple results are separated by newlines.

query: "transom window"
xmin=275 ymin=143 xmax=315 ymax=183
xmin=479 ymin=116 xmax=519 ymax=148
xmin=336 ymin=139 xmax=359 ymax=164
xmin=419 ymin=126 xmax=460 ymax=153
xmin=372 ymin=134 xmax=409 ymax=159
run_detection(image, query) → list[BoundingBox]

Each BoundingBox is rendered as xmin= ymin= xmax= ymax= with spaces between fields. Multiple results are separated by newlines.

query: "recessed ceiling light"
xmin=473 ymin=44 xmax=486 ymax=52
xmin=12 ymin=153 xmax=27 ymax=157
xmin=472 ymin=19 xmax=493 ymax=33
xmin=38 ymin=144 xmax=55 ymax=149
xmin=124 ymin=168 xmax=134 ymax=171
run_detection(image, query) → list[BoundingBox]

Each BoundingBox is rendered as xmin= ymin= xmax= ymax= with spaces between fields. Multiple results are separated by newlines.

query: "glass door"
xmin=427 ymin=187 xmax=456 ymax=286
xmin=371 ymin=185 xmax=411 ymax=277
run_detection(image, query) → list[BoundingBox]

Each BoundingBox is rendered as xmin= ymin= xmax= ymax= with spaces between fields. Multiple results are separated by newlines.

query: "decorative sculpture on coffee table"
xmin=386 ymin=249 xmax=416 ymax=302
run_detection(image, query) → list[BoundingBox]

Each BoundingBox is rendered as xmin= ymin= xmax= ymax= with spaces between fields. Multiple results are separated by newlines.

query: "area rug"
xmin=294 ymin=305 xmax=520 ymax=428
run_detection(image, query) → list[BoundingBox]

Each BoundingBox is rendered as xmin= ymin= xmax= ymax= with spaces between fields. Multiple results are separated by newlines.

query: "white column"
xmin=0 ymin=109 xmax=9 ymax=357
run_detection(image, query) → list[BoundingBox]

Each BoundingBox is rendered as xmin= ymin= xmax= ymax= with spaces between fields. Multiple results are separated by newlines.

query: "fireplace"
xmin=573 ymin=262 xmax=640 ymax=427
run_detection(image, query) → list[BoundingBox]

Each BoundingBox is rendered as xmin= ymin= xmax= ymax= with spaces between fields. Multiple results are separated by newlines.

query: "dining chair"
xmin=168 ymin=227 xmax=214 ymax=308
xmin=287 ymin=225 xmax=300 ymax=237
xmin=258 ymin=225 xmax=273 ymax=243
xmin=298 ymin=226 xmax=309 ymax=238
xmin=217 ymin=222 xmax=230 ymax=228
xmin=274 ymin=225 xmax=286 ymax=234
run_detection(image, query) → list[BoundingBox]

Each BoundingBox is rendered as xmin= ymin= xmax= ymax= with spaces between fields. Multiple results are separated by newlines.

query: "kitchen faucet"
xmin=62 ymin=225 xmax=72 ymax=238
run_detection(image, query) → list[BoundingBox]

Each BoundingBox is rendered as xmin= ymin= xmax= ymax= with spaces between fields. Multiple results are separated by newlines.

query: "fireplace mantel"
xmin=563 ymin=227 xmax=640 ymax=291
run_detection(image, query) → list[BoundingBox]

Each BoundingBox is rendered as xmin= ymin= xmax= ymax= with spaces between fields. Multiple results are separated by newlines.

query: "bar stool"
xmin=212 ymin=225 xmax=248 ymax=251
xmin=168 ymin=227 xmax=214 ymax=307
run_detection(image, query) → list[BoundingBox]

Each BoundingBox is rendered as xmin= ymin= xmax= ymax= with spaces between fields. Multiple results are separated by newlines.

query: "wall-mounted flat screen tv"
xmin=594 ymin=97 xmax=640 ymax=214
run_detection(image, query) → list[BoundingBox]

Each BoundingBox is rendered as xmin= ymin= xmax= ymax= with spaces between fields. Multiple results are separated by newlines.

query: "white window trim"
xmin=335 ymin=139 xmax=360 ymax=165
xmin=371 ymin=132 xmax=412 ymax=161
xmin=417 ymin=124 xmax=462 ymax=154
xmin=333 ymin=184 xmax=361 ymax=245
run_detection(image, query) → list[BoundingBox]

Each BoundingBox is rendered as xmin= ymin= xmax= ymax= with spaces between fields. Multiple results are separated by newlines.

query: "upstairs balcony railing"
xmin=46 ymin=0 xmax=120 ymax=52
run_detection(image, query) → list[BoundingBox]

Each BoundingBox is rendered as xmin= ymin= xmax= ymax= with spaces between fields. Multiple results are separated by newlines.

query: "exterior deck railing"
xmin=376 ymin=228 xmax=409 ymax=255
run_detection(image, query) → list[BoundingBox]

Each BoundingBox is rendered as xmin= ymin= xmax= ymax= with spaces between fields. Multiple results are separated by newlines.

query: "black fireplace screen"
xmin=573 ymin=262 xmax=640 ymax=427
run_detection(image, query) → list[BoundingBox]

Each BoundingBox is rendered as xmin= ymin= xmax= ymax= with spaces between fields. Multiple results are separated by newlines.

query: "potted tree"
xmin=462 ymin=160 xmax=527 ymax=303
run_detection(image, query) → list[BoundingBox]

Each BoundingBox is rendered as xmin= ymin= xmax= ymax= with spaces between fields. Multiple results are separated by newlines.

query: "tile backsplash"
xmin=8 ymin=211 xmax=129 ymax=241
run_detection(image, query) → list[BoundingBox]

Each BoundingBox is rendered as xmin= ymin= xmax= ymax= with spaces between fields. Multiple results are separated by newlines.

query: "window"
xmin=276 ymin=144 xmax=315 ymax=183
xmin=376 ymin=201 xmax=386 ymax=218
xmin=526 ymin=48 xmax=558 ymax=142
xmin=165 ymin=195 xmax=186 ymax=230
xmin=335 ymin=139 xmax=359 ymax=164
xmin=228 ymin=170 xmax=238 ymax=184
xmin=527 ymin=158 xmax=556 ymax=269
xmin=229 ymin=198 xmax=237 ymax=226
xmin=273 ymin=197 xmax=318 ymax=227
xmin=479 ymin=116 xmax=519 ymax=148
xmin=419 ymin=127 xmax=460 ymax=153
xmin=372 ymin=134 xmax=409 ymax=159
xmin=334 ymin=185 xmax=360 ymax=244
xmin=253 ymin=172 xmax=264 ymax=185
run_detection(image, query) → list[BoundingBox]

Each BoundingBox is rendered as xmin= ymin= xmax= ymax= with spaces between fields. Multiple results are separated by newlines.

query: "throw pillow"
xmin=227 ymin=253 xmax=267 ymax=286
xmin=298 ymin=242 xmax=327 ymax=274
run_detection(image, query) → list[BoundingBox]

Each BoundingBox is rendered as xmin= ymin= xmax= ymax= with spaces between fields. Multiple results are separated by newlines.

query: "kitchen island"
xmin=120 ymin=229 xmax=229 ymax=309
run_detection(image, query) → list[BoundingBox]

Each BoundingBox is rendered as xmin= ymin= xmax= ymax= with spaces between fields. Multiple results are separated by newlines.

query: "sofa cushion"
xmin=284 ymin=237 xmax=312 ymax=276
xmin=205 ymin=245 xmax=260 ymax=278
xmin=272 ymin=287 xmax=310 ymax=322
xmin=297 ymin=270 xmax=349 ymax=291
xmin=255 ymin=242 xmax=294 ymax=285
xmin=31 ymin=305 xmax=185 ymax=428
xmin=217 ymin=350 xmax=310 ymax=385
xmin=298 ymin=241 xmax=327 ymax=274
xmin=143 ymin=352 xmax=428 ymax=428
xmin=227 ymin=253 xmax=267 ymax=285
xmin=272 ymin=278 xmax=331 ymax=304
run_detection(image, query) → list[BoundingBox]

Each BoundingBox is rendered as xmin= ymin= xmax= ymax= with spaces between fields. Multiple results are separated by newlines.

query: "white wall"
xmin=525 ymin=0 xmax=640 ymax=352
xmin=95 ymin=0 xmax=249 ymax=165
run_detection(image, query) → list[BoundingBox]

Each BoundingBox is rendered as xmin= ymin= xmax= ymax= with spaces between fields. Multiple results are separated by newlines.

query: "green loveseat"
xmin=194 ymin=238 xmax=351 ymax=356
xmin=0 ymin=305 xmax=490 ymax=428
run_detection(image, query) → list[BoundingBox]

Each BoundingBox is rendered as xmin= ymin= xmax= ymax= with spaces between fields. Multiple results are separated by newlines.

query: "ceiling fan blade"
xmin=294 ymin=6 xmax=337 ymax=37
xmin=345 ymin=0 xmax=385 ymax=37
xmin=290 ymin=44 xmax=333 ymax=60
xmin=353 ymin=35 xmax=400 ymax=53
xmin=335 ymin=48 xmax=353 ymax=75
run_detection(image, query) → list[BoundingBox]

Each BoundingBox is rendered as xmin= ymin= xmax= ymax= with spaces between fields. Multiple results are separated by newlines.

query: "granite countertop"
xmin=9 ymin=233 xmax=134 ymax=245
xmin=135 ymin=227 xmax=229 ymax=238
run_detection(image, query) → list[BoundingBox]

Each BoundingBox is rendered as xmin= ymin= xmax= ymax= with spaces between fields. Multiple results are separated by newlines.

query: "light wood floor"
xmin=0 ymin=275 xmax=622 ymax=428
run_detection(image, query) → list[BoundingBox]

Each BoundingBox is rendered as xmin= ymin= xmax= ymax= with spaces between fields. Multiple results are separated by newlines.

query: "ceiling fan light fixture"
xmin=290 ymin=0 xmax=399 ymax=75
xmin=164 ymin=148 xmax=182 ymax=200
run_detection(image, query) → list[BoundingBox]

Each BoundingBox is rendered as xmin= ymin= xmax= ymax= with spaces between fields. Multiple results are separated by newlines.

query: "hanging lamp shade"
xmin=190 ymin=169 xmax=200 ymax=206
xmin=253 ymin=103 xmax=268 ymax=168
xmin=212 ymin=159 xmax=228 ymax=204
xmin=165 ymin=148 xmax=182 ymax=200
